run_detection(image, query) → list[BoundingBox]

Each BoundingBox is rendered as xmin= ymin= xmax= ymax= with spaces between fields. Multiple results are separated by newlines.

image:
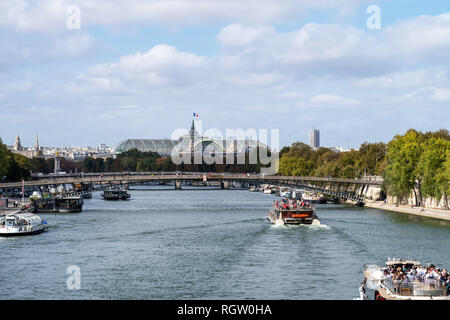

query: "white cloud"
xmin=70 ymin=44 xmax=210 ymax=92
xmin=214 ymin=13 xmax=450 ymax=79
xmin=69 ymin=13 xmax=450 ymax=103
xmin=0 ymin=0 xmax=370 ymax=32
xmin=431 ymin=87 xmax=450 ymax=102
xmin=355 ymin=69 xmax=448 ymax=88
xmin=311 ymin=94 xmax=360 ymax=106
xmin=217 ymin=24 xmax=276 ymax=47
xmin=400 ymin=86 xmax=450 ymax=103
xmin=382 ymin=13 xmax=450 ymax=63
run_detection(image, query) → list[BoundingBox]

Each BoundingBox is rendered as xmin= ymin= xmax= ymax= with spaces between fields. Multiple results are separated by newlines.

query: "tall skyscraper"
xmin=309 ymin=129 xmax=320 ymax=149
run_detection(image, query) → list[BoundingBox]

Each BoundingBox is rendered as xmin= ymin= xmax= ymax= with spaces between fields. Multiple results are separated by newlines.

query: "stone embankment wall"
xmin=355 ymin=184 xmax=382 ymax=201
xmin=386 ymin=194 xmax=448 ymax=210
xmin=355 ymin=178 xmax=448 ymax=210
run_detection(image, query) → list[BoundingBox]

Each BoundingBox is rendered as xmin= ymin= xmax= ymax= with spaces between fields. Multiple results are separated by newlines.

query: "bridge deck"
xmin=0 ymin=174 xmax=382 ymax=189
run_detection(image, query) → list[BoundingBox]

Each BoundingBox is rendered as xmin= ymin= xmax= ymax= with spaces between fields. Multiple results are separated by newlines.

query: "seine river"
xmin=1 ymin=186 xmax=449 ymax=300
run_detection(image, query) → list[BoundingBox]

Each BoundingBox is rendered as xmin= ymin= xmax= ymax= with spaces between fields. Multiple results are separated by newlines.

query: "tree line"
xmin=81 ymin=148 xmax=266 ymax=173
xmin=278 ymin=128 xmax=449 ymax=208
xmin=278 ymin=141 xmax=387 ymax=178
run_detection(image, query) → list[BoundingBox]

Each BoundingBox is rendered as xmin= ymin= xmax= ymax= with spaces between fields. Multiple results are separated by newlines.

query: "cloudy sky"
xmin=0 ymin=0 xmax=449 ymax=149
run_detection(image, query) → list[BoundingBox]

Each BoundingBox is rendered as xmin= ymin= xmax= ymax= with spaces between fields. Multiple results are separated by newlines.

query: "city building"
xmin=114 ymin=120 xmax=267 ymax=156
xmin=9 ymin=134 xmax=42 ymax=159
xmin=309 ymin=129 xmax=320 ymax=149
xmin=7 ymin=134 xmax=113 ymax=161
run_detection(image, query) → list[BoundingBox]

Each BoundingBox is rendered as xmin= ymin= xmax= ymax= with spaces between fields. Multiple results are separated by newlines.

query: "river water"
xmin=1 ymin=186 xmax=449 ymax=300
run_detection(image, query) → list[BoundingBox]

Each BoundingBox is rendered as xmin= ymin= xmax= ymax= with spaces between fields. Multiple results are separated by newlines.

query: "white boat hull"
xmin=0 ymin=225 xmax=48 ymax=237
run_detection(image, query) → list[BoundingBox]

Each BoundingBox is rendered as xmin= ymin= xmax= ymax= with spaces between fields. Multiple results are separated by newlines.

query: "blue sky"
xmin=0 ymin=0 xmax=449 ymax=149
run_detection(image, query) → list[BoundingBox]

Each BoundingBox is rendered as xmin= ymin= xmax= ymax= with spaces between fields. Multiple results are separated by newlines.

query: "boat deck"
xmin=0 ymin=209 xmax=21 ymax=216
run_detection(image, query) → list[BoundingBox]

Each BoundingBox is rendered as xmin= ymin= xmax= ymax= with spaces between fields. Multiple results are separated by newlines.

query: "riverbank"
xmin=365 ymin=200 xmax=450 ymax=221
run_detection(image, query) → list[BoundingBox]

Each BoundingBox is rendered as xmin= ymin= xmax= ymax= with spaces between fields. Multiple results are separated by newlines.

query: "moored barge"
xmin=32 ymin=196 xmax=84 ymax=213
xmin=101 ymin=189 xmax=130 ymax=200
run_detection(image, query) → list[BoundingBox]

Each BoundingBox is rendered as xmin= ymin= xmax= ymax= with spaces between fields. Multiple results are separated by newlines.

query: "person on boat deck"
xmin=402 ymin=275 xmax=410 ymax=283
xmin=417 ymin=265 xmax=426 ymax=278
xmin=441 ymin=269 xmax=448 ymax=283
xmin=407 ymin=269 xmax=417 ymax=281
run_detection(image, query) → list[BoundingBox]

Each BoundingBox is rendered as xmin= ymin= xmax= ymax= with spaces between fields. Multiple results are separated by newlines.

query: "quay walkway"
xmin=365 ymin=200 xmax=450 ymax=221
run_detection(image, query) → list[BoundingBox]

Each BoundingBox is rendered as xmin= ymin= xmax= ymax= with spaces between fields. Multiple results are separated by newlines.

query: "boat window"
xmin=5 ymin=219 xmax=15 ymax=227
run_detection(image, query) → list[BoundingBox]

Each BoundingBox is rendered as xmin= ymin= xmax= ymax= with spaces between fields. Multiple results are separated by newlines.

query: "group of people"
xmin=273 ymin=198 xmax=311 ymax=210
xmin=384 ymin=264 xmax=449 ymax=289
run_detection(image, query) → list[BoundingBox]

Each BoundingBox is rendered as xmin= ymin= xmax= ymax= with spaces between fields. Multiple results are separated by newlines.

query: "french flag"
xmin=193 ymin=112 xmax=199 ymax=117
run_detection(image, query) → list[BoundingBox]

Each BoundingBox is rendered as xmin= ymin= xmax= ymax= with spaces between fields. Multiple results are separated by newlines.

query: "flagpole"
xmin=22 ymin=179 xmax=25 ymax=208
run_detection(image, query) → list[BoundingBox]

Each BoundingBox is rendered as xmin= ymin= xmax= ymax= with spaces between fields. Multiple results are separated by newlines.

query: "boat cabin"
xmin=101 ymin=189 xmax=130 ymax=200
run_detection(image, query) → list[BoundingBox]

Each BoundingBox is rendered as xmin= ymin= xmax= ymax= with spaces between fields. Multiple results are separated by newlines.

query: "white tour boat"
xmin=360 ymin=258 xmax=450 ymax=300
xmin=0 ymin=211 xmax=48 ymax=237
xmin=263 ymin=186 xmax=274 ymax=194
xmin=279 ymin=187 xmax=292 ymax=198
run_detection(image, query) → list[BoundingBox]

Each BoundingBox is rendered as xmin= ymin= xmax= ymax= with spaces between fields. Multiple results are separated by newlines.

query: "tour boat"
xmin=360 ymin=258 xmax=450 ymax=300
xmin=279 ymin=188 xmax=292 ymax=198
xmin=263 ymin=186 xmax=274 ymax=194
xmin=267 ymin=202 xmax=320 ymax=225
xmin=249 ymin=186 xmax=257 ymax=192
xmin=291 ymin=189 xmax=302 ymax=200
xmin=101 ymin=189 xmax=131 ymax=200
xmin=301 ymin=192 xmax=327 ymax=204
xmin=0 ymin=211 xmax=48 ymax=237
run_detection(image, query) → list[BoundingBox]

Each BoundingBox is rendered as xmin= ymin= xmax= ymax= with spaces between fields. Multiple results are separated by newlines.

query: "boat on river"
xmin=0 ymin=211 xmax=48 ymax=236
xmin=267 ymin=200 xmax=320 ymax=225
xmin=279 ymin=187 xmax=292 ymax=198
xmin=301 ymin=191 xmax=327 ymax=204
xmin=360 ymin=258 xmax=450 ymax=300
xmin=33 ymin=196 xmax=84 ymax=213
xmin=101 ymin=189 xmax=130 ymax=200
xmin=81 ymin=192 xmax=92 ymax=199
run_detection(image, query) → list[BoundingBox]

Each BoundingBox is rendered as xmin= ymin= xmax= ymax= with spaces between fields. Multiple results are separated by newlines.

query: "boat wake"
xmin=269 ymin=221 xmax=331 ymax=230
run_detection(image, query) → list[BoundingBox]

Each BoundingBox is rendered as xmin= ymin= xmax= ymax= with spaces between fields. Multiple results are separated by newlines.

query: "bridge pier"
xmin=175 ymin=181 xmax=182 ymax=190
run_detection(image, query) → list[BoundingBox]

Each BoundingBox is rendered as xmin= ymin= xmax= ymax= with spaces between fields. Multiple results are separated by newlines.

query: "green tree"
xmin=83 ymin=157 xmax=95 ymax=173
xmin=358 ymin=142 xmax=386 ymax=175
xmin=279 ymin=157 xmax=313 ymax=176
xmin=0 ymin=139 xmax=11 ymax=178
xmin=384 ymin=129 xmax=424 ymax=205
xmin=436 ymin=150 xmax=450 ymax=209
xmin=418 ymin=138 xmax=450 ymax=208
